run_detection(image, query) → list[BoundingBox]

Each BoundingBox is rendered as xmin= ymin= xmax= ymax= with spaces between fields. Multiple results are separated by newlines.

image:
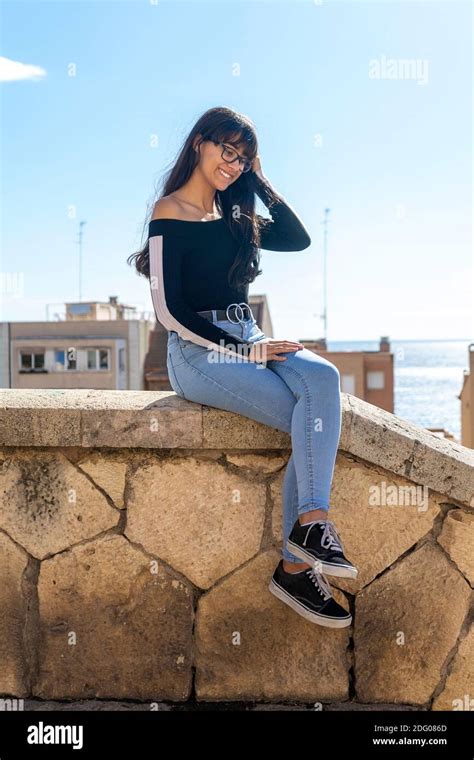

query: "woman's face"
xmin=194 ymin=136 xmax=252 ymax=190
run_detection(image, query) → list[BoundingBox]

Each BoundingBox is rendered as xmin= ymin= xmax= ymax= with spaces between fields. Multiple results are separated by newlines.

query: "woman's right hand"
xmin=248 ymin=338 xmax=304 ymax=363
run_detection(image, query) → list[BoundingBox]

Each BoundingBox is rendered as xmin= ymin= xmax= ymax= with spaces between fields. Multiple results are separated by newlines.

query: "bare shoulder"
xmin=151 ymin=195 xmax=185 ymax=221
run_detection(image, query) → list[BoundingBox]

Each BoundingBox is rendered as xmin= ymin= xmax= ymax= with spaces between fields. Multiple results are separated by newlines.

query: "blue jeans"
xmin=166 ymin=307 xmax=342 ymax=563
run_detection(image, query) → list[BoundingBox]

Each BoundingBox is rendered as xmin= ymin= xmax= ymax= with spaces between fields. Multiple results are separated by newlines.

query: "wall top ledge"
xmin=0 ymin=389 xmax=473 ymax=507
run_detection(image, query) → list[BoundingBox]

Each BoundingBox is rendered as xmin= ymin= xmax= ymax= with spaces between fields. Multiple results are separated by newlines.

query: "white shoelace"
xmin=305 ymin=567 xmax=332 ymax=601
xmin=320 ymin=520 xmax=343 ymax=551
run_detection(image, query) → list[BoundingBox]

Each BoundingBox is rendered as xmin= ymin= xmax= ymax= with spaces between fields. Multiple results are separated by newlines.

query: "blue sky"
xmin=1 ymin=0 xmax=472 ymax=342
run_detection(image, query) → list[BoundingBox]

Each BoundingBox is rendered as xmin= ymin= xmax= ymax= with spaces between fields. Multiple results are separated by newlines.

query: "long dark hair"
xmin=127 ymin=106 xmax=281 ymax=290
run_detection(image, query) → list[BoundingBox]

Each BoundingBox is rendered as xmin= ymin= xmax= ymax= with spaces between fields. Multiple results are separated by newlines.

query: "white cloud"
xmin=0 ymin=56 xmax=46 ymax=82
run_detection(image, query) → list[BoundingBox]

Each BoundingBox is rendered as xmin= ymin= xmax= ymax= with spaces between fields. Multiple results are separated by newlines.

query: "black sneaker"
xmin=268 ymin=560 xmax=352 ymax=628
xmin=286 ymin=518 xmax=358 ymax=579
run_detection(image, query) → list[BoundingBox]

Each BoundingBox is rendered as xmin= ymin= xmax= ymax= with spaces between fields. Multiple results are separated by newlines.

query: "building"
xmin=458 ymin=342 xmax=474 ymax=448
xmin=300 ymin=335 xmax=394 ymax=413
xmin=0 ymin=296 xmax=154 ymax=390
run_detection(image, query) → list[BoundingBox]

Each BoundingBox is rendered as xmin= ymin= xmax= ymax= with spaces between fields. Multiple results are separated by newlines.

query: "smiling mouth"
xmin=217 ymin=167 xmax=233 ymax=180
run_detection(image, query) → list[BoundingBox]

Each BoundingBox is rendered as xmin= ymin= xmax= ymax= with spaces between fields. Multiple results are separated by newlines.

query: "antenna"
xmin=77 ymin=220 xmax=87 ymax=301
xmin=321 ymin=208 xmax=330 ymax=340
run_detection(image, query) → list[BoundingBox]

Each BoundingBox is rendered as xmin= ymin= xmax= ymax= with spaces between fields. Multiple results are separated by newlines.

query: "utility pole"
xmin=321 ymin=208 xmax=330 ymax=341
xmin=77 ymin=220 xmax=87 ymax=301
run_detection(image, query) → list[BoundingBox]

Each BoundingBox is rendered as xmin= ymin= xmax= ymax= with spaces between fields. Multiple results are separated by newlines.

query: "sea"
xmin=326 ymin=339 xmax=472 ymax=444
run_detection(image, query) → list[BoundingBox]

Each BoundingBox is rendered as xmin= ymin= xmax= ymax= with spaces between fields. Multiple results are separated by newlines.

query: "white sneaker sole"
xmin=268 ymin=578 xmax=352 ymax=628
xmin=286 ymin=540 xmax=359 ymax=579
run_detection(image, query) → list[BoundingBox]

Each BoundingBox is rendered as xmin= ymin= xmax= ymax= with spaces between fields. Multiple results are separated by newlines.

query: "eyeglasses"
xmin=214 ymin=141 xmax=253 ymax=173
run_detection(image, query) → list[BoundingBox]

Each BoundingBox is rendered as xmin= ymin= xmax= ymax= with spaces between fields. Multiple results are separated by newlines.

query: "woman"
xmin=128 ymin=106 xmax=357 ymax=628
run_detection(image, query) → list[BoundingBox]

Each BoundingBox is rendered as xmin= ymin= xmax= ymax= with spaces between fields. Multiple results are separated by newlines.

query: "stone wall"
xmin=0 ymin=389 xmax=473 ymax=709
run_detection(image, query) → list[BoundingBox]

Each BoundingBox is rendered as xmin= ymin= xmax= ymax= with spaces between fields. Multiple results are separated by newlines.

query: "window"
xmin=99 ymin=349 xmax=109 ymax=369
xmin=53 ymin=348 xmax=76 ymax=371
xmin=68 ymin=303 xmax=92 ymax=316
xmin=20 ymin=352 xmax=45 ymax=372
xmin=87 ymin=349 xmax=96 ymax=370
xmin=54 ymin=349 xmax=66 ymax=370
xmin=87 ymin=348 xmax=110 ymax=371
xmin=367 ymin=371 xmax=385 ymax=390
xmin=341 ymin=374 xmax=355 ymax=394
xmin=66 ymin=348 xmax=77 ymax=370
xmin=119 ymin=347 xmax=125 ymax=372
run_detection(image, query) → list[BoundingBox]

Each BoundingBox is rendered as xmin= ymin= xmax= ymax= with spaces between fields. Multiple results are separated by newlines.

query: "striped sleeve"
xmin=148 ymin=226 xmax=254 ymax=361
